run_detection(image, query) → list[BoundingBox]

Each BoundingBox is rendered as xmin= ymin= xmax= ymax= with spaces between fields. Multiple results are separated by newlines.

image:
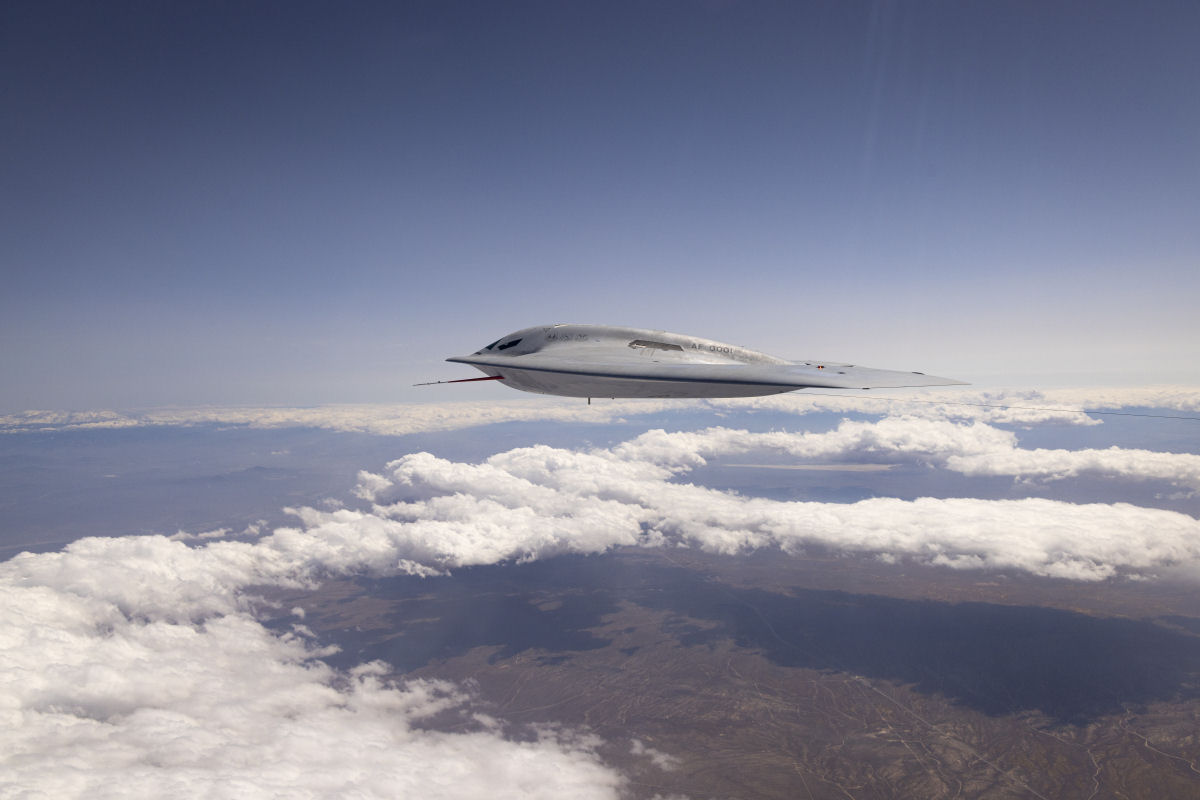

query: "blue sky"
xmin=3 ymin=1 xmax=1198 ymax=410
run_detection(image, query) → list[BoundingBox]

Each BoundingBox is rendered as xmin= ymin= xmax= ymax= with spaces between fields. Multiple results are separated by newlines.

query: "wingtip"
xmin=912 ymin=373 xmax=970 ymax=387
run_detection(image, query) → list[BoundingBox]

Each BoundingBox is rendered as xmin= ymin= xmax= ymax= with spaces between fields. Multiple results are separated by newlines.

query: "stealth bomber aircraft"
xmin=422 ymin=324 xmax=966 ymax=399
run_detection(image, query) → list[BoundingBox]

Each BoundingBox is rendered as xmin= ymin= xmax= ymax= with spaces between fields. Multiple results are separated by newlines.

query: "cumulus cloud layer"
xmin=5 ymin=403 xmax=1199 ymax=796
xmin=614 ymin=419 xmax=1200 ymax=492
xmin=0 ymin=537 xmax=624 ymax=799
xmin=348 ymin=422 xmax=1200 ymax=581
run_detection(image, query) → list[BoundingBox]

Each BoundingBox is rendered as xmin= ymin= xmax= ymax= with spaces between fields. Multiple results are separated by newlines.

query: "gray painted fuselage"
xmin=445 ymin=324 xmax=965 ymax=399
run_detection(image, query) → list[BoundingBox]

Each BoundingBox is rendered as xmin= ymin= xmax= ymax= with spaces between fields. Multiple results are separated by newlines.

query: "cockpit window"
xmin=497 ymin=338 xmax=522 ymax=351
xmin=628 ymin=339 xmax=683 ymax=352
xmin=481 ymin=339 xmax=502 ymax=351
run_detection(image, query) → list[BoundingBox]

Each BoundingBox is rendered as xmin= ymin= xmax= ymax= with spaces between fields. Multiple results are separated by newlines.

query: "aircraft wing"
xmin=446 ymin=354 xmax=965 ymax=391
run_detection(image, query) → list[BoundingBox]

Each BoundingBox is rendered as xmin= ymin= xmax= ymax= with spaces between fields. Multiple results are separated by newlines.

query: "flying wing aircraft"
xmin=426 ymin=324 xmax=966 ymax=399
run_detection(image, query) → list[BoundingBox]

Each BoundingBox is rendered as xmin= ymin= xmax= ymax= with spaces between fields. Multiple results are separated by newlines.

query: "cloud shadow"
xmin=302 ymin=554 xmax=1200 ymax=724
xmin=323 ymin=562 xmax=626 ymax=671
xmin=627 ymin=561 xmax=1200 ymax=724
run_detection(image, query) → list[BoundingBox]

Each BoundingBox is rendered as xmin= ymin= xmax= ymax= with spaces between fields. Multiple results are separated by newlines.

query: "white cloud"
xmin=0 ymin=400 xmax=683 ymax=436
xmin=945 ymin=443 xmax=1200 ymax=489
xmin=0 ymin=409 xmax=144 ymax=432
xmin=717 ymin=385 xmax=1200 ymax=426
xmin=354 ymin=469 xmax=393 ymax=500
xmin=614 ymin=419 xmax=1200 ymax=491
xmin=336 ymin=423 xmax=1200 ymax=582
xmin=1035 ymin=386 xmax=1200 ymax=413
xmin=3 ymin=385 xmax=1197 ymax=435
xmin=6 ymin=400 xmax=1200 ymax=796
xmin=167 ymin=527 xmax=231 ymax=542
xmin=630 ymin=739 xmax=680 ymax=771
xmin=0 ymin=538 xmax=625 ymax=798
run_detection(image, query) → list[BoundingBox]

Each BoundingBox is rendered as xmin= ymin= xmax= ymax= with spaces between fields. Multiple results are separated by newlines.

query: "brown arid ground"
xmin=268 ymin=548 xmax=1200 ymax=800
